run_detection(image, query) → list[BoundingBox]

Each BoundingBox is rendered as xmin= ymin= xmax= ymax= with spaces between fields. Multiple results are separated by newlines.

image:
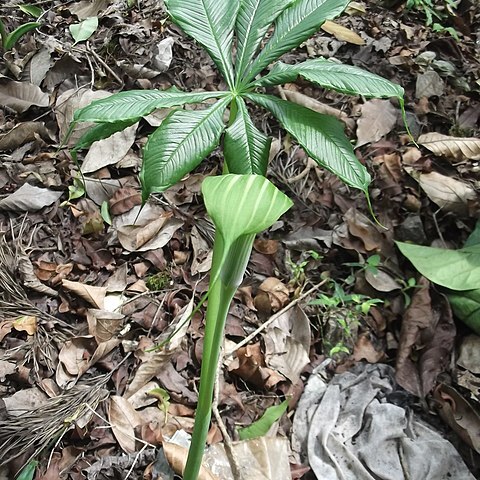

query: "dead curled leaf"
xmin=0 ymin=183 xmax=62 ymax=212
xmin=405 ymin=167 xmax=476 ymax=215
xmin=62 ymin=279 xmax=107 ymax=309
xmin=355 ymin=99 xmax=398 ymax=148
xmin=109 ymin=395 xmax=143 ymax=454
xmin=163 ymin=442 xmax=218 ymax=480
xmin=108 ymin=187 xmax=142 ymax=215
xmin=418 ymin=132 xmax=480 ymax=161
xmin=255 ymin=277 xmax=290 ymax=313
xmin=0 ymin=316 xmax=37 ymax=341
xmin=433 ymin=383 xmax=480 ymax=453
xmin=263 ymin=306 xmax=311 ymax=383
xmin=228 ymin=343 xmax=284 ymax=389
xmin=0 ymin=79 xmax=49 ymax=113
xmin=395 ymin=278 xmax=456 ymax=397
xmin=321 ymin=20 xmax=365 ymax=45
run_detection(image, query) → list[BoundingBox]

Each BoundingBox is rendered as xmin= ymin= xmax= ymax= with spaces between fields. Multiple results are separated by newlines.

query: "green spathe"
xmin=182 ymin=174 xmax=292 ymax=479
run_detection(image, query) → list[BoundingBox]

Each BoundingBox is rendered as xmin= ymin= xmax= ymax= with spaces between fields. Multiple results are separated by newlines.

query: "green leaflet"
xmin=448 ymin=289 xmax=480 ymax=335
xmin=17 ymin=461 xmax=38 ymax=480
xmin=69 ymin=16 xmax=98 ymax=44
xmin=1 ymin=21 xmax=40 ymax=51
xmin=235 ymin=0 xmax=293 ymax=83
xmin=238 ymin=399 xmax=289 ymax=441
xmin=243 ymin=0 xmax=350 ymax=83
xmin=140 ymin=96 xmax=231 ymax=201
xmin=247 ymin=93 xmax=370 ymax=193
xmin=183 ymin=174 xmax=292 ymax=479
xmin=74 ymin=89 xmax=229 ymax=123
xmin=74 ymin=119 xmax=139 ymax=151
xmin=396 ymin=241 xmax=480 ymax=291
xmin=224 ymin=97 xmax=270 ymax=175
xmin=164 ymin=0 xmax=238 ymax=87
xmin=253 ymin=58 xmax=404 ymax=101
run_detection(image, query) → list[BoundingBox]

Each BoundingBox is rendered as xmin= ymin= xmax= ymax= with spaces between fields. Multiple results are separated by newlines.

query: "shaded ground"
xmin=0 ymin=0 xmax=479 ymax=479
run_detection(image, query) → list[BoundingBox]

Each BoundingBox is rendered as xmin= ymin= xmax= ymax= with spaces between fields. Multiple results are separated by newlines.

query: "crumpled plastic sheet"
xmin=292 ymin=362 xmax=475 ymax=480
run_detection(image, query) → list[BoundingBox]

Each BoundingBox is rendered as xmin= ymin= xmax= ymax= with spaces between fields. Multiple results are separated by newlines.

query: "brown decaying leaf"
xmin=321 ymin=20 xmax=365 ymax=45
xmin=256 ymin=277 xmax=290 ymax=313
xmin=433 ymin=384 xmax=480 ymax=453
xmin=0 ymin=80 xmax=49 ymax=113
xmin=114 ymin=205 xmax=184 ymax=252
xmin=418 ymin=132 xmax=480 ymax=161
xmin=86 ymin=309 xmax=124 ymax=343
xmin=415 ymin=70 xmax=444 ymax=98
xmin=228 ymin=343 xmax=284 ymax=389
xmin=405 ymin=167 xmax=476 ymax=215
xmin=281 ymin=88 xmax=355 ymax=130
xmin=62 ymin=279 xmax=107 ymax=309
xmin=0 ymin=184 xmax=62 ymax=212
xmin=81 ymin=122 xmax=139 ymax=174
xmin=0 ymin=315 xmax=37 ymax=341
xmin=125 ymin=297 xmax=193 ymax=397
xmin=108 ymin=396 xmax=143 ymax=454
xmin=264 ymin=306 xmax=311 ymax=383
xmin=163 ymin=442 xmax=218 ymax=480
xmin=108 ymin=187 xmax=142 ymax=215
xmin=355 ymin=99 xmax=398 ymax=148
xmin=69 ymin=0 xmax=112 ymax=19
xmin=395 ymin=278 xmax=456 ymax=397
xmin=0 ymin=122 xmax=50 ymax=151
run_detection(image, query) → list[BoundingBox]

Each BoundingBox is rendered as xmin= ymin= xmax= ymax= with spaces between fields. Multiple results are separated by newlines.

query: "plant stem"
xmin=183 ymin=235 xmax=249 ymax=479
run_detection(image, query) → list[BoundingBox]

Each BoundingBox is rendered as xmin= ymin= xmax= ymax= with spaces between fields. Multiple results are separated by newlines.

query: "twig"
xmin=85 ymin=42 xmax=124 ymax=86
xmin=225 ymin=280 xmax=328 ymax=358
xmin=212 ymin=347 xmax=243 ymax=479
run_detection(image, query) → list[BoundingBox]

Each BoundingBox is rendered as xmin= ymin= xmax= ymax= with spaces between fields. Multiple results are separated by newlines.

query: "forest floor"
xmin=0 ymin=0 xmax=479 ymax=479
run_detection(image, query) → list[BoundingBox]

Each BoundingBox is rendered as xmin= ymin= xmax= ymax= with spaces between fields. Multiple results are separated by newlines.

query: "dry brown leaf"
xmin=62 ymin=279 xmax=107 ymax=309
xmin=0 ymin=80 xmax=49 ymax=113
xmin=114 ymin=205 xmax=184 ymax=252
xmin=203 ymin=437 xmax=291 ymax=480
xmin=163 ymin=442 xmax=218 ymax=480
xmin=264 ymin=306 xmax=311 ymax=383
xmin=256 ymin=277 xmax=290 ymax=313
xmin=55 ymin=88 xmax=111 ymax=146
xmin=86 ymin=309 xmax=124 ymax=343
xmin=0 ymin=183 xmax=62 ymax=212
xmin=321 ymin=20 xmax=365 ymax=45
xmin=281 ymin=88 xmax=355 ymax=130
xmin=70 ymin=0 xmax=112 ymax=19
xmin=356 ymin=99 xmax=398 ymax=147
xmin=405 ymin=167 xmax=476 ymax=214
xmin=125 ymin=297 xmax=194 ymax=397
xmin=81 ymin=122 xmax=139 ymax=174
xmin=109 ymin=396 xmax=143 ymax=454
xmin=418 ymin=132 xmax=480 ymax=161
xmin=415 ymin=70 xmax=444 ymax=98
xmin=395 ymin=278 xmax=456 ymax=397
xmin=0 ymin=122 xmax=50 ymax=151
xmin=108 ymin=187 xmax=142 ymax=215
xmin=433 ymin=384 xmax=480 ymax=453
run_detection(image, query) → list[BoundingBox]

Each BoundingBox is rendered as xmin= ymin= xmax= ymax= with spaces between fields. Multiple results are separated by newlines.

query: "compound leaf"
xmin=244 ymin=0 xmax=350 ymax=83
xmin=165 ymin=0 xmax=238 ymax=87
xmin=141 ymin=96 xmax=230 ymax=200
xmin=235 ymin=0 xmax=293 ymax=83
xmin=74 ymin=89 xmax=228 ymax=123
xmin=254 ymin=58 xmax=404 ymax=101
xmin=224 ymin=97 xmax=270 ymax=175
xmin=247 ymin=93 xmax=370 ymax=192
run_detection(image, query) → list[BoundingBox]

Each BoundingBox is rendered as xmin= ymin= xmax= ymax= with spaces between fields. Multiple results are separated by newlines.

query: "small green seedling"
xmin=0 ymin=17 xmax=40 ymax=51
xmin=406 ymin=0 xmax=460 ymax=39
